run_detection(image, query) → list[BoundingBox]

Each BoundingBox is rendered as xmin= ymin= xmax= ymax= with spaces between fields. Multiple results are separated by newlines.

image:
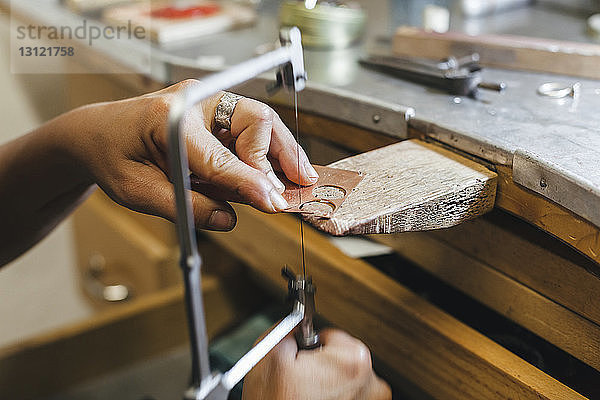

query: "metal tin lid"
xmin=279 ymin=1 xmax=366 ymax=49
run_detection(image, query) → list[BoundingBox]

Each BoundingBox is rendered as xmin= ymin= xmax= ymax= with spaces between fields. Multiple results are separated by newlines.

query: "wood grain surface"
xmin=495 ymin=164 xmax=600 ymax=266
xmin=425 ymin=210 xmax=600 ymax=327
xmin=305 ymin=140 xmax=497 ymax=235
xmin=373 ymin=230 xmax=600 ymax=371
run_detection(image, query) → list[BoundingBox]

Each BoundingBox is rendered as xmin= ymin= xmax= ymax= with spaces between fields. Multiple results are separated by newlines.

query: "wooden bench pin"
xmin=283 ymin=140 xmax=497 ymax=236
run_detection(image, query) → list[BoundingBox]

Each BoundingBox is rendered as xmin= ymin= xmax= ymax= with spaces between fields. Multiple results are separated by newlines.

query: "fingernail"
xmin=209 ymin=210 xmax=235 ymax=230
xmin=304 ymin=162 xmax=319 ymax=182
xmin=267 ymin=170 xmax=286 ymax=193
xmin=270 ymin=189 xmax=290 ymax=211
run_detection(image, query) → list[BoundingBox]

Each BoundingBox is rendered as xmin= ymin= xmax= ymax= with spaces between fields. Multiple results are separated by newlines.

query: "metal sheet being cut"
xmin=280 ymin=165 xmax=363 ymax=218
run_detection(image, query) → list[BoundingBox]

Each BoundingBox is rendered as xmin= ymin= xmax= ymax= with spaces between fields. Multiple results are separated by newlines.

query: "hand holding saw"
xmin=167 ymin=27 xmax=320 ymax=400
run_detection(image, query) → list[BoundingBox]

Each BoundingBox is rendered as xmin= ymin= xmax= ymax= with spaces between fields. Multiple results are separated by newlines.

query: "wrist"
xmin=39 ymin=107 xmax=95 ymax=189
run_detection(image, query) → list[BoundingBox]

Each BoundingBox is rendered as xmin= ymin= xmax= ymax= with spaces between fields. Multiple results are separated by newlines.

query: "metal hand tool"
xmin=167 ymin=27 xmax=320 ymax=400
xmin=360 ymin=53 xmax=506 ymax=98
xmin=282 ymin=267 xmax=320 ymax=349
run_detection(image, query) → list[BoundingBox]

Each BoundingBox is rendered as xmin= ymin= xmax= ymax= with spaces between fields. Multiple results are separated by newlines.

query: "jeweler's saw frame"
xmin=167 ymin=27 xmax=318 ymax=400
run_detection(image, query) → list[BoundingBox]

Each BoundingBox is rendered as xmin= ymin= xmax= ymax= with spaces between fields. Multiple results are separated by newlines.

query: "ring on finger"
xmin=214 ymin=92 xmax=243 ymax=131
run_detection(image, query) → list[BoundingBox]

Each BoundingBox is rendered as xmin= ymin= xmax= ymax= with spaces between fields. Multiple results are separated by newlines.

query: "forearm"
xmin=0 ymin=112 xmax=94 ymax=266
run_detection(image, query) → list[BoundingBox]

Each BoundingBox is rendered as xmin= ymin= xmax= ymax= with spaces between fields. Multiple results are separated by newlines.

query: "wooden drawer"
xmin=72 ymin=191 xmax=180 ymax=306
xmin=373 ymin=210 xmax=600 ymax=375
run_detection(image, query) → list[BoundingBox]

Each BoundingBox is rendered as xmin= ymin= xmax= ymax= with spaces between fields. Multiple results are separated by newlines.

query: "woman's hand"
xmin=242 ymin=329 xmax=392 ymax=400
xmin=58 ymin=79 xmax=318 ymax=231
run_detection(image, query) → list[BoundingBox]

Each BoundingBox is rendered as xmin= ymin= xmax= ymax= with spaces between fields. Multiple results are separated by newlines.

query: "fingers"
xmin=318 ymin=328 xmax=368 ymax=350
xmin=230 ymin=99 xmax=318 ymax=187
xmin=113 ymin=163 xmax=237 ymax=231
xmin=243 ymin=325 xmax=387 ymax=400
xmin=183 ymin=117 xmax=290 ymax=213
xmin=300 ymin=328 xmax=373 ymax=381
xmin=270 ymin=113 xmax=318 ymax=185
xmin=230 ymin=99 xmax=285 ymax=192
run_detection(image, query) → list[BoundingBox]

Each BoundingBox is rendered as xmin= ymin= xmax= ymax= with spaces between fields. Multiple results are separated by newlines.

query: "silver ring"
xmin=214 ymin=92 xmax=243 ymax=131
xmin=537 ymin=82 xmax=580 ymax=99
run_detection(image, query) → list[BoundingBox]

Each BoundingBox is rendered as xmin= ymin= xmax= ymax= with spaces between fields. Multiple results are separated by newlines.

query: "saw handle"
xmin=282 ymin=267 xmax=321 ymax=350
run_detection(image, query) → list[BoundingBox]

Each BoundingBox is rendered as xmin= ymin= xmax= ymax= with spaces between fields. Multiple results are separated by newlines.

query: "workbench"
xmin=2 ymin=0 xmax=600 ymax=399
